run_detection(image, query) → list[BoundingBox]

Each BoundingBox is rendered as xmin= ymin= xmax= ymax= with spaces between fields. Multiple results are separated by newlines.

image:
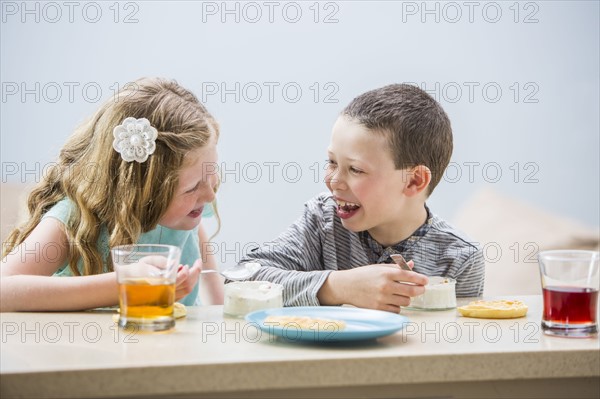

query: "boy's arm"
xmin=240 ymin=198 xmax=331 ymax=307
xmin=453 ymin=248 xmax=486 ymax=297
xmin=240 ymin=196 xmax=429 ymax=310
xmin=317 ymin=262 xmax=427 ymax=312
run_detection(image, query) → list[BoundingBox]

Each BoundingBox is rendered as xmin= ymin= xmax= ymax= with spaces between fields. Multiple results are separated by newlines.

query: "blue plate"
xmin=245 ymin=306 xmax=409 ymax=342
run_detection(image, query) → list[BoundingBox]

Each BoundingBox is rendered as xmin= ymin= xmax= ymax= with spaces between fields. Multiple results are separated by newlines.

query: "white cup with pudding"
xmin=407 ymin=276 xmax=457 ymax=310
xmin=223 ymin=281 xmax=284 ymax=318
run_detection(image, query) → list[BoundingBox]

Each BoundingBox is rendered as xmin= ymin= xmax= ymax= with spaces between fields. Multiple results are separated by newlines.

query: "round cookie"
xmin=457 ymin=300 xmax=528 ymax=319
xmin=173 ymin=302 xmax=187 ymax=318
xmin=264 ymin=315 xmax=346 ymax=330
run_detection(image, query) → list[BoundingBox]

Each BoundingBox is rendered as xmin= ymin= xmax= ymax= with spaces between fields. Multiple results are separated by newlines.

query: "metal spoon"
xmin=199 ymin=262 xmax=262 ymax=281
xmin=390 ymin=254 xmax=413 ymax=271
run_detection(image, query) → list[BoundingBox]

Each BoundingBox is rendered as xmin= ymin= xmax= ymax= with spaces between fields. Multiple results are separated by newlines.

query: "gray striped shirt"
xmin=241 ymin=193 xmax=485 ymax=306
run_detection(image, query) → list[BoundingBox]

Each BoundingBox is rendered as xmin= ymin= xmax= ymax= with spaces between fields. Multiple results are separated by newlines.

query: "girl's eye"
xmin=326 ymin=159 xmax=337 ymax=167
xmin=350 ymin=167 xmax=363 ymax=174
xmin=185 ymin=183 xmax=201 ymax=193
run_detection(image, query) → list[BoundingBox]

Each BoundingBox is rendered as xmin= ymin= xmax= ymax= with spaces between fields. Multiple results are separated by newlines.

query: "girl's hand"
xmin=319 ymin=263 xmax=428 ymax=313
xmin=175 ymin=259 xmax=201 ymax=300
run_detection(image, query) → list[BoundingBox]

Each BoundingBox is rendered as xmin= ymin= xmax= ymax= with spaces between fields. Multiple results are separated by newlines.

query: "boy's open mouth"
xmin=336 ymin=199 xmax=361 ymax=219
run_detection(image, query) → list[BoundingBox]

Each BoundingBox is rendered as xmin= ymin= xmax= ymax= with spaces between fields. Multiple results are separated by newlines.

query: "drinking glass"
xmin=538 ymin=250 xmax=599 ymax=337
xmin=111 ymin=244 xmax=181 ymax=332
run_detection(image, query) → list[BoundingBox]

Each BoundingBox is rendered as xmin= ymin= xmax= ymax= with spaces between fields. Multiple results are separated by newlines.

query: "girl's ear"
xmin=402 ymin=165 xmax=432 ymax=197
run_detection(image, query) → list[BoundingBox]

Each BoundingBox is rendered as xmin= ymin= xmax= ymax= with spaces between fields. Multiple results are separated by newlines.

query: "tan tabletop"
xmin=1 ymin=295 xmax=599 ymax=398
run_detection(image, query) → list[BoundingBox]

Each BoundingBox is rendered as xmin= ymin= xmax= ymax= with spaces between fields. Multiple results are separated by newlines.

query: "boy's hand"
xmin=319 ymin=264 xmax=429 ymax=313
xmin=175 ymin=259 xmax=201 ymax=300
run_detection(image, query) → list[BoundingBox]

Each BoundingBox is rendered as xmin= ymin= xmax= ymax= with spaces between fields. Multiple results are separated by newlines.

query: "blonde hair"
xmin=3 ymin=78 xmax=220 ymax=275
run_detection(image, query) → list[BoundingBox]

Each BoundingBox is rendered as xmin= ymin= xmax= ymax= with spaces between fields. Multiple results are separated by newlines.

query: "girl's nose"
xmin=197 ymin=172 xmax=218 ymax=203
xmin=200 ymin=184 xmax=216 ymax=204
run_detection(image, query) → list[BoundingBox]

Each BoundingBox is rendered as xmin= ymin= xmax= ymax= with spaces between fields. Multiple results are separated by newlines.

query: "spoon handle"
xmin=390 ymin=254 xmax=413 ymax=271
xmin=199 ymin=270 xmax=220 ymax=275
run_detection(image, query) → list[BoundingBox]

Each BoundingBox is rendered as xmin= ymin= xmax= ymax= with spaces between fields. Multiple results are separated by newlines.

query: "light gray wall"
xmin=2 ymin=1 xmax=598 ymax=266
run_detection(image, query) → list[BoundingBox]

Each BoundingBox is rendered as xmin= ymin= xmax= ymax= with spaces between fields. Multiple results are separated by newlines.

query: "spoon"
xmin=199 ymin=262 xmax=262 ymax=281
xmin=390 ymin=254 xmax=413 ymax=271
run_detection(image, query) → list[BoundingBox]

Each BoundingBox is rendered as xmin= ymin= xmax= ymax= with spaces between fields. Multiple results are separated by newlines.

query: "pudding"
xmin=223 ymin=281 xmax=283 ymax=318
xmin=408 ymin=276 xmax=457 ymax=310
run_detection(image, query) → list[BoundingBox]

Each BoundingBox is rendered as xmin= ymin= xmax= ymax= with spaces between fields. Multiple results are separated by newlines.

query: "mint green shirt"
xmin=42 ymin=198 xmax=210 ymax=306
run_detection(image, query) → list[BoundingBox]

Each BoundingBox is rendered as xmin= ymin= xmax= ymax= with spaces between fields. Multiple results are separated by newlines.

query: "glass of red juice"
xmin=538 ymin=250 xmax=599 ymax=338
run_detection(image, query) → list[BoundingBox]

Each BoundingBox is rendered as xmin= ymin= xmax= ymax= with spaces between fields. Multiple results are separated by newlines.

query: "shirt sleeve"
xmin=239 ymin=196 xmax=333 ymax=307
xmin=453 ymin=248 xmax=485 ymax=297
xmin=41 ymin=198 xmax=73 ymax=225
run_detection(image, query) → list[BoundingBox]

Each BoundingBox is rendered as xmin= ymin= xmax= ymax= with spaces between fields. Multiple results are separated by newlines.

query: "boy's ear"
xmin=403 ymin=165 xmax=431 ymax=197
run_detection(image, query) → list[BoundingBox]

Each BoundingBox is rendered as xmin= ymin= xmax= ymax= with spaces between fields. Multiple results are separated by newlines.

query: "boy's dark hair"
xmin=342 ymin=84 xmax=452 ymax=196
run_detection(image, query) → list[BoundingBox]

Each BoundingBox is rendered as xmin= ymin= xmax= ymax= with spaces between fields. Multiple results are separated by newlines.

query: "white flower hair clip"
xmin=112 ymin=117 xmax=158 ymax=163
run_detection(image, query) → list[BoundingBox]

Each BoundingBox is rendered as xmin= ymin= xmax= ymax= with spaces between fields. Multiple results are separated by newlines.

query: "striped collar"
xmin=359 ymin=205 xmax=433 ymax=264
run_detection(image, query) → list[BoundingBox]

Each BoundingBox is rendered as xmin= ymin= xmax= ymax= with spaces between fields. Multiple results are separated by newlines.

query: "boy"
xmin=240 ymin=84 xmax=485 ymax=312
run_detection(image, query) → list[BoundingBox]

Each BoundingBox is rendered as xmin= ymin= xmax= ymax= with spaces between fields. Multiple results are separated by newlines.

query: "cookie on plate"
xmin=264 ymin=315 xmax=346 ymax=330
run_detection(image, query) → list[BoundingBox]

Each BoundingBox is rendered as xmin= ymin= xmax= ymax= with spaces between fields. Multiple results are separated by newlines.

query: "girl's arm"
xmin=197 ymin=224 xmax=224 ymax=305
xmin=1 ymin=218 xmax=200 ymax=312
xmin=0 ymin=217 xmax=120 ymax=312
xmin=0 ymin=273 xmax=120 ymax=312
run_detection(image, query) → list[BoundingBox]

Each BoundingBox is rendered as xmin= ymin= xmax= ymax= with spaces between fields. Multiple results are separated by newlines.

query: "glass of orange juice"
xmin=111 ymin=244 xmax=181 ymax=332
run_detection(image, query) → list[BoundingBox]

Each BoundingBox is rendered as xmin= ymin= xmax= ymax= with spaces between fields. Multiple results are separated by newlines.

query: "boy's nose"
xmin=326 ymin=171 xmax=347 ymax=191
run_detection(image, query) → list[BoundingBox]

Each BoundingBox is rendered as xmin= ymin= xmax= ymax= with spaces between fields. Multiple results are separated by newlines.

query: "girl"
xmin=1 ymin=78 xmax=224 ymax=312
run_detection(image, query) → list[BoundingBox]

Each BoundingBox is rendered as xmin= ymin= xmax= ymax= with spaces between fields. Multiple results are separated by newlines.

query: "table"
xmin=1 ymin=296 xmax=599 ymax=398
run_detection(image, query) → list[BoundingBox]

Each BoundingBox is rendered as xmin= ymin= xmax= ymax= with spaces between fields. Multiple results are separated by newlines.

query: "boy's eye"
xmin=350 ymin=167 xmax=363 ymax=174
xmin=326 ymin=159 xmax=337 ymax=167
